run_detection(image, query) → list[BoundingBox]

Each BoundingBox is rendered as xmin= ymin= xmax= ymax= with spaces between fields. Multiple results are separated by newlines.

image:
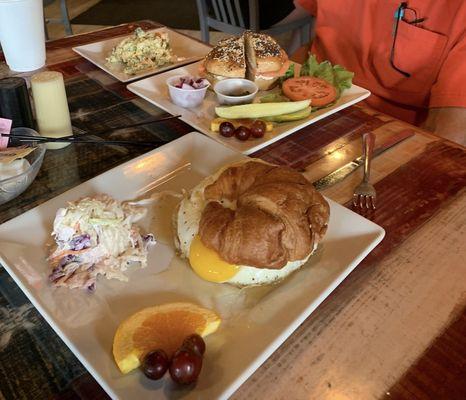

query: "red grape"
xmin=234 ymin=126 xmax=251 ymax=141
xmin=219 ymin=121 xmax=235 ymax=137
xmin=182 ymin=334 xmax=206 ymax=356
xmin=250 ymin=120 xmax=266 ymax=138
xmin=169 ymin=348 xmax=203 ymax=385
xmin=141 ymin=349 xmax=169 ymax=380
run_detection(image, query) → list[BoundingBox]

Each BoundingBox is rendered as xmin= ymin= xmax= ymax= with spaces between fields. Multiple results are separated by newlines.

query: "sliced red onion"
xmin=174 ymin=76 xmax=208 ymax=90
xmin=181 ymin=83 xmax=195 ymax=90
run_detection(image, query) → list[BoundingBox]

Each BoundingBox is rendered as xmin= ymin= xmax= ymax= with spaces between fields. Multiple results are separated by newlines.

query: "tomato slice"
xmin=282 ymin=76 xmax=337 ymax=107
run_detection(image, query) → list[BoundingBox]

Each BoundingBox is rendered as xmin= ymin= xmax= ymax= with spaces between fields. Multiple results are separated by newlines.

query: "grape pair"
xmin=141 ymin=334 xmax=206 ymax=385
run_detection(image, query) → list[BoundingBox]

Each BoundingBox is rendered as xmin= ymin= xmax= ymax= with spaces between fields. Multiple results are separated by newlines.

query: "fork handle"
xmin=363 ymin=132 xmax=375 ymax=182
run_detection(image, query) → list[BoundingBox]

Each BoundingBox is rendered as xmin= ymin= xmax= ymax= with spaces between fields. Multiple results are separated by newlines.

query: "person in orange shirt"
xmin=279 ymin=0 xmax=466 ymax=145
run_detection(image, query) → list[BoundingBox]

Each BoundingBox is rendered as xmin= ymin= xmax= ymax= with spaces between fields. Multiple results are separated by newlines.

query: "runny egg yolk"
xmin=189 ymin=235 xmax=240 ymax=282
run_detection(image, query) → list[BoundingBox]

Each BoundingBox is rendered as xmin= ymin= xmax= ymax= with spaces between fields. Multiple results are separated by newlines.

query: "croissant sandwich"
xmin=174 ymin=159 xmax=330 ymax=286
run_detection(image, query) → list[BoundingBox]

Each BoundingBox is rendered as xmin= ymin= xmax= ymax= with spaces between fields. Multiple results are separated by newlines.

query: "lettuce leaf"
xmin=280 ymin=62 xmax=296 ymax=83
xmin=300 ymin=54 xmax=319 ymax=77
xmin=299 ymin=54 xmax=354 ymax=96
xmin=259 ymin=92 xmax=290 ymax=103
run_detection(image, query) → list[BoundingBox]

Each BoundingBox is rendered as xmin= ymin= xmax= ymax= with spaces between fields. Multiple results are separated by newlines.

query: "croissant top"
xmin=198 ymin=161 xmax=330 ymax=269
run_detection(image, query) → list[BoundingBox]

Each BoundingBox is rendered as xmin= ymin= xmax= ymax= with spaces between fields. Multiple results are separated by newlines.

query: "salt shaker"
xmin=31 ymin=71 xmax=72 ymax=150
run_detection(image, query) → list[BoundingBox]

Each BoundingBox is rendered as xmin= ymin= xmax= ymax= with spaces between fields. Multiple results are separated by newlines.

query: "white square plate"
xmin=0 ymin=132 xmax=384 ymax=399
xmin=127 ymin=62 xmax=371 ymax=154
xmin=73 ymin=28 xmax=212 ymax=83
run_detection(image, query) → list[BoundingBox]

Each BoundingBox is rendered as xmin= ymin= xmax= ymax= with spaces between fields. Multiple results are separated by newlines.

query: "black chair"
xmin=196 ymin=0 xmax=313 ymax=46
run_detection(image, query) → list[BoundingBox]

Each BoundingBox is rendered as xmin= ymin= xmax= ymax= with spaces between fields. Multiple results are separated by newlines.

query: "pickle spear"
xmin=215 ymin=100 xmax=311 ymax=119
xmin=263 ymin=107 xmax=312 ymax=122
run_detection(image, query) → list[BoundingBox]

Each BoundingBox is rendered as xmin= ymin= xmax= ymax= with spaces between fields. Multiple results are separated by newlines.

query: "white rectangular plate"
xmin=127 ymin=61 xmax=371 ymax=154
xmin=0 ymin=132 xmax=384 ymax=399
xmin=73 ymin=28 xmax=212 ymax=83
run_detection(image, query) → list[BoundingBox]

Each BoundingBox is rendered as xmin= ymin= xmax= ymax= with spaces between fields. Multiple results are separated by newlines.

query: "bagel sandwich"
xmin=199 ymin=31 xmax=290 ymax=91
xmin=199 ymin=35 xmax=246 ymax=86
xmin=174 ymin=159 xmax=330 ymax=286
xmin=244 ymin=31 xmax=291 ymax=91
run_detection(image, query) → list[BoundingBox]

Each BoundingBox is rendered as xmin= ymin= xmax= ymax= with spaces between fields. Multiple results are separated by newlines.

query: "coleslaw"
xmin=48 ymin=195 xmax=155 ymax=291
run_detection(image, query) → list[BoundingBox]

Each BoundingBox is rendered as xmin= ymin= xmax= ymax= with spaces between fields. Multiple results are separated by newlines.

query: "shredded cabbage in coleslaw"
xmin=48 ymin=195 xmax=155 ymax=291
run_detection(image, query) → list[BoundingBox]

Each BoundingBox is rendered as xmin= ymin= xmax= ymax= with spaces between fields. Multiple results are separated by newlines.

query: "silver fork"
xmin=353 ymin=132 xmax=376 ymax=210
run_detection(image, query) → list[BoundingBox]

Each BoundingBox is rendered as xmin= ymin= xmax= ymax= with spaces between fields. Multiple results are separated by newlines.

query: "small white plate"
xmin=73 ymin=28 xmax=212 ymax=83
xmin=0 ymin=132 xmax=384 ymax=399
xmin=127 ymin=61 xmax=371 ymax=154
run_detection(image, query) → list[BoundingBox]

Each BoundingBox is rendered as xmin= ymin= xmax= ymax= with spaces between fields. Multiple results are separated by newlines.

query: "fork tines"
xmin=353 ymin=193 xmax=376 ymax=210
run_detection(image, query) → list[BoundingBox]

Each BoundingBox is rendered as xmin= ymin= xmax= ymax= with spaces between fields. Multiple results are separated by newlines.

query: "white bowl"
xmin=214 ymin=79 xmax=258 ymax=105
xmin=0 ymin=128 xmax=46 ymax=205
xmin=166 ymin=75 xmax=210 ymax=108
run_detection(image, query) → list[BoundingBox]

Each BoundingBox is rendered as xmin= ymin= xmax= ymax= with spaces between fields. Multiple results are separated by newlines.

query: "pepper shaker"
xmin=0 ymin=77 xmax=34 ymax=129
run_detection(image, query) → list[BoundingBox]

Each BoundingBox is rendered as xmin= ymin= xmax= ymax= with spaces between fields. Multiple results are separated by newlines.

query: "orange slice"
xmin=113 ymin=302 xmax=221 ymax=374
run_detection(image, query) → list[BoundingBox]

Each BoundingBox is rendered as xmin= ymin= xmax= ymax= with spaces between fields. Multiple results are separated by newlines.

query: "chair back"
xmin=211 ymin=0 xmax=247 ymax=28
xmin=196 ymin=0 xmax=313 ymax=48
xmin=196 ymin=0 xmax=251 ymax=42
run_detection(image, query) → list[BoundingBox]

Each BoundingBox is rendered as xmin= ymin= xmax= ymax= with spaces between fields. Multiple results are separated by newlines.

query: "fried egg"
xmin=174 ymin=160 xmax=315 ymax=286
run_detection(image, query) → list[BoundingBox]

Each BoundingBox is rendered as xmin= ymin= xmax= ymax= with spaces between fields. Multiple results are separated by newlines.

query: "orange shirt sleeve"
xmin=295 ymin=0 xmax=317 ymax=16
xmin=429 ymin=31 xmax=466 ymax=109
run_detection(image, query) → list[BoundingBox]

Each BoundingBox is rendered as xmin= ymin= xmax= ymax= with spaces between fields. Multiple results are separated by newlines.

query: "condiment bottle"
xmin=30 ymin=71 xmax=72 ymax=150
xmin=0 ymin=77 xmax=34 ymax=129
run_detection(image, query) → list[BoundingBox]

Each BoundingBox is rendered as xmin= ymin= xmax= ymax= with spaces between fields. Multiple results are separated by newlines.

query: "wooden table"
xmin=0 ymin=21 xmax=465 ymax=400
